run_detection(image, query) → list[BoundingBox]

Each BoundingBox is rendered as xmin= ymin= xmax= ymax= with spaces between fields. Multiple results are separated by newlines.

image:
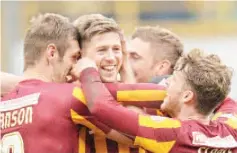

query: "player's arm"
xmin=104 ymin=82 xmax=166 ymax=109
xmin=80 ymin=68 xmax=180 ymax=152
xmin=0 ymin=72 xmax=24 ymax=97
xmin=1 ymin=71 xmax=166 ymax=110
xmin=69 ymin=85 xmax=134 ymax=145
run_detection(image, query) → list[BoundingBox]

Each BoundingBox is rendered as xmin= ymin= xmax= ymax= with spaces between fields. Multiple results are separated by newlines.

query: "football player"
xmin=77 ymin=49 xmax=237 ymax=153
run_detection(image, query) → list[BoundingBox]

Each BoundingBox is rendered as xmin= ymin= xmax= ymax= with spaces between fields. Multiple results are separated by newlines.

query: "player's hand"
xmin=71 ymin=57 xmax=98 ymax=79
xmin=119 ymin=30 xmax=128 ymax=58
xmin=119 ymin=31 xmax=136 ymax=83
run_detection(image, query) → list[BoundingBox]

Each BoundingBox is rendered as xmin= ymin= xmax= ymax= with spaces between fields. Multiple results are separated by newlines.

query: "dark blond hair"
xmin=73 ymin=14 xmax=120 ymax=48
xmin=24 ymin=13 xmax=79 ymax=70
xmin=175 ymin=49 xmax=233 ymax=115
xmin=132 ymin=26 xmax=183 ymax=69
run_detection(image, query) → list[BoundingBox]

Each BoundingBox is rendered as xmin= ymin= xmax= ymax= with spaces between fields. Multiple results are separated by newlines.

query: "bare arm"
xmin=1 ymin=72 xmax=24 ymax=97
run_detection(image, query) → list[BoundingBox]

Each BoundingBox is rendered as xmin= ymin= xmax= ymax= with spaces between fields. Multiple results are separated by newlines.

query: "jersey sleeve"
xmin=68 ymin=81 xmax=167 ymax=136
xmin=80 ymin=68 xmax=181 ymax=153
xmin=69 ymin=85 xmax=111 ymax=135
xmin=104 ymin=83 xmax=166 ymax=109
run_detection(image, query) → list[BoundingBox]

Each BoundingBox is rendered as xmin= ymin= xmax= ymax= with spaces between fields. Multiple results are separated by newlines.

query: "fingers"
xmin=68 ymin=65 xmax=78 ymax=83
xmin=70 ymin=57 xmax=98 ymax=80
xmin=119 ymin=30 xmax=127 ymax=55
xmin=119 ymin=30 xmax=125 ymax=42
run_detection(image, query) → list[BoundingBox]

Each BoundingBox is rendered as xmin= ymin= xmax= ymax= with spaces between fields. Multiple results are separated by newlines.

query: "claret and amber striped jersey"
xmin=80 ymin=68 xmax=237 ymax=153
xmin=1 ymin=78 xmax=166 ymax=153
xmin=1 ymin=79 xmax=110 ymax=153
xmin=75 ymin=82 xmax=166 ymax=153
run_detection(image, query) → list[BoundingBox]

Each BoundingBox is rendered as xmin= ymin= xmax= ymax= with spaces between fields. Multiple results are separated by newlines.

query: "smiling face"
xmin=82 ymin=32 xmax=123 ymax=82
xmin=161 ymin=71 xmax=187 ymax=117
xmin=160 ymin=67 xmax=200 ymax=119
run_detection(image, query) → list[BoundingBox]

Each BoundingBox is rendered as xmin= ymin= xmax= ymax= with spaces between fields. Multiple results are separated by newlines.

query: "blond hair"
xmin=132 ymin=26 xmax=183 ymax=69
xmin=24 ymin=13 xmax=79 ymax=70
xmin=175 ymin=49 xmax=233 ymax=115
xmin=73 ymin=14 xmax=120 ymax=48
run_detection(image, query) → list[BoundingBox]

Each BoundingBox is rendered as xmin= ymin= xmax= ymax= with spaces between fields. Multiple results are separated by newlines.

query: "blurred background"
xmin=1 ymin=1 xmax=237 ymax=99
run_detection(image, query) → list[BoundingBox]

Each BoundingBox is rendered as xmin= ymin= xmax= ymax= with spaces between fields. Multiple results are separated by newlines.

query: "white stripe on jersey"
xmin=192 ymin=131 xmax=237 ymax=148
xmin=0 ymin=93 xmax=40 ymax=111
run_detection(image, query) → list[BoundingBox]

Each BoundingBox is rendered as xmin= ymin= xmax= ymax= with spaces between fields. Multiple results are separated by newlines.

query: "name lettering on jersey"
xmin=0 ymin=93 xmax=40 ymax=129
xmin=198 ymin=147 xmax=232 ymax=153
xmin=192 ymin=132 xmax=237 ymax=148
xmin=1 ymin=106 xmax=33 ymax=129
xmin=0 ymin=93 xmax=40 ymax=111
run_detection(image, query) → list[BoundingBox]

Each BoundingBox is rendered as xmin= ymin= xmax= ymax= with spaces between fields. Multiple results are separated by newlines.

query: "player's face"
xmin=128 ymin=38 xmax=156 ymax=82
xmin=161 ymin=71 xmax=187 ymax=117
xmin=53 ymin=39 xmax=80 ymax=83
xmin=83 ymin=32 xmax=123 ymax=82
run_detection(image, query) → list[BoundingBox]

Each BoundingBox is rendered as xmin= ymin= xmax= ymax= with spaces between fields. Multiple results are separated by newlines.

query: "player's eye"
xmin=97 ymin=47 xmax=107 ymax=52
xmin=98 ymin=49 xmax=105 ymax=52
xmin=113 ymin=46 xmax=120 ymax=50
xmin=130 ymin=53 xmax=140 ymax=60
xmin=72 ymin=54 xmax=80 ymax=62
xmin=77 ymin=53 xmax=81 ymax=60
xmin=113 ymin=47 xmax=121 ymax=53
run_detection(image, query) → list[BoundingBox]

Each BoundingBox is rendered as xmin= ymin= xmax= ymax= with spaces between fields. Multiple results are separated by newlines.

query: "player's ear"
xmin=182 ymin=90 xmax=194 ymax=104
xmin=154 ymin=59 xmax=171 ymax=76
xmin=46 ymin=43 xmax=59 ymax=64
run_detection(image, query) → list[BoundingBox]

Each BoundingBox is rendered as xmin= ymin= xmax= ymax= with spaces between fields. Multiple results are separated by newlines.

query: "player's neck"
xmin=178 ymin=106 xmax=210 ymax=124
xmin=23 ymin=66 xmax=52 ymax=82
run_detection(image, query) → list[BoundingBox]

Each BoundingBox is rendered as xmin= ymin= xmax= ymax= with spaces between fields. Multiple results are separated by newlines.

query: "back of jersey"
xmin=170 ymin=120 xmax=237 ymax=153
xmin=0 ymin=79 xmax=79 ymax=153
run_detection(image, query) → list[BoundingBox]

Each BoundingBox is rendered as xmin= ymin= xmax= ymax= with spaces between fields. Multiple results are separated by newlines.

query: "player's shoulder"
xmin=215 ymin=97 xmax=237 ymax=114
xmin=182 ymin=119 xmax=237 ymax=136
xmin=45 ymin=82 xmax=79 ymax=89
xmin=212 ymin=112 xmax=237 ymax=130
xmin=17 ymin=79 xmax=80 ymax=91
xmin=44 ymin=82 xmax=84 ymax=103
xmin=174 ymin=120 xmax=237 ymax=149
xmin=178 ymin=120 xmax=213 ymax=137
xmin=39 ymin=82 xmax=80 ymax=95
xmin=184 ymin=120 xmax=237 ymax=148
xmin=16 ymin=79 xmax=82 ymax=103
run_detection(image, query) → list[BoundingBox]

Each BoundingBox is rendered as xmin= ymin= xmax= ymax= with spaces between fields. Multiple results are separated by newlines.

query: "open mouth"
xmin=101 ymin=65 xmax=116 ymax=72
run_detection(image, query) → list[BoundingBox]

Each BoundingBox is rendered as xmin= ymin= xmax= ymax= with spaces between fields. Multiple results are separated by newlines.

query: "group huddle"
xmin=1 ymin=13 xmax=237 ymax=153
